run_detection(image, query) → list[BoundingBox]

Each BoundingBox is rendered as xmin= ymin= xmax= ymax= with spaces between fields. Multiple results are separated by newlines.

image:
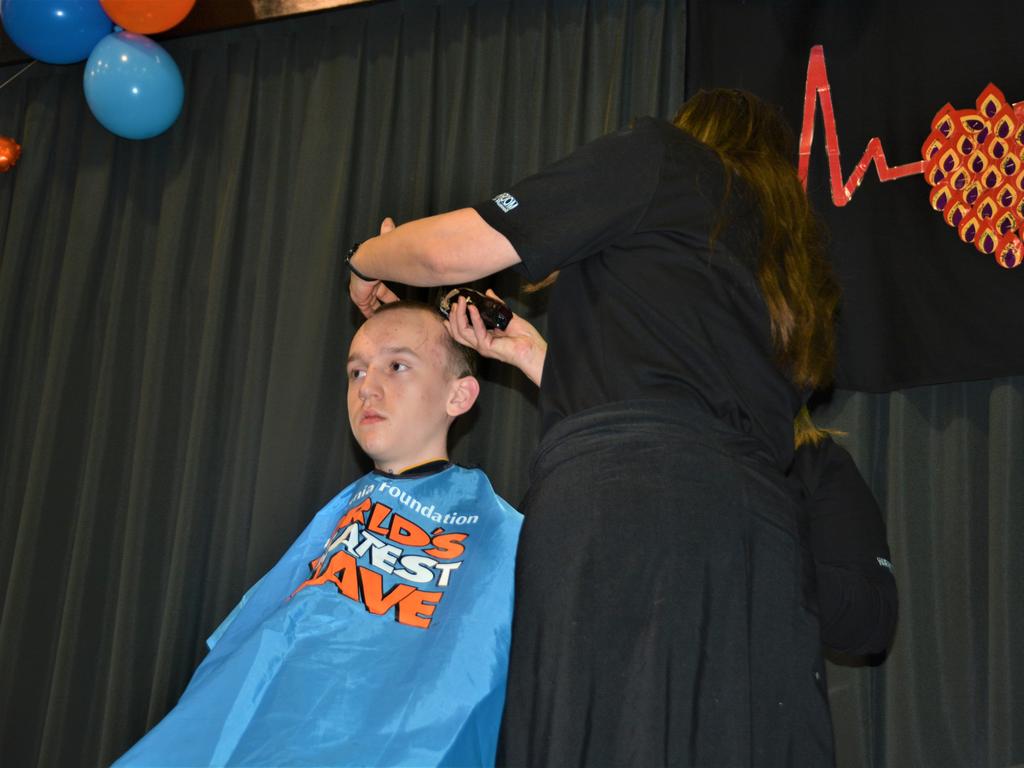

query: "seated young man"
xmin=115 ymin=301 xmax=522 ymax=767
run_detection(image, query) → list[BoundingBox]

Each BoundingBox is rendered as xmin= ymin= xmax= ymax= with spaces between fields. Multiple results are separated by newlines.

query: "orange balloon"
xmin=99 ymin=0 xmax=197 ymax=35
xmin=0 ymin=137 xmax=22 ymax=173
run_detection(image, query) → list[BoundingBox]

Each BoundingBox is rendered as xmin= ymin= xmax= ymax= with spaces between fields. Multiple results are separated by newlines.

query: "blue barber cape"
xmin=115 ymin=465 xmax=522 ymax=767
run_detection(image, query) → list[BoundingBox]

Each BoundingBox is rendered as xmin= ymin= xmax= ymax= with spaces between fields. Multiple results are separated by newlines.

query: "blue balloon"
xmin=0 ymin=0 xmax=112 ymax=64
xmin=83 ymin=32 xmax=184 ymax=140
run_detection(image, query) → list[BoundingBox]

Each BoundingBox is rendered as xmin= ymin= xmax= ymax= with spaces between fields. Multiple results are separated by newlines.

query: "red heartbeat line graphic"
xmin=797 ymin=45 xmax=924 ymax=205
xmin=797 ymin=44 xmax=1024 ymax=207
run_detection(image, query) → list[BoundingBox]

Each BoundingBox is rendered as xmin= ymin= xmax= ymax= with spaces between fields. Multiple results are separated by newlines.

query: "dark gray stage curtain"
xmin=0 ymin=1 xmax=685 ymax=766
xmin=0 ymin=2 xmax=1019 ymax=767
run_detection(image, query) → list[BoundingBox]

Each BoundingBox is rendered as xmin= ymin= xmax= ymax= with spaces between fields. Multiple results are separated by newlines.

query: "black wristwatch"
xmin=345 ymin=242 xmax=377 ymax=282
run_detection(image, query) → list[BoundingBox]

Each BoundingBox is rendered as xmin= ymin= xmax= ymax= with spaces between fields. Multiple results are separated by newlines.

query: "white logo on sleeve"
xmin=876 ymin=556 xmax=894 ymax=573
xmin=493 ymin=192 xmax=519 ymax=212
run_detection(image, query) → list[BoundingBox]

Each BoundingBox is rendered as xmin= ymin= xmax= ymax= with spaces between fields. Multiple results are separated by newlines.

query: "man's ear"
xmin=446 ymin=375 xmax=481 ymax=417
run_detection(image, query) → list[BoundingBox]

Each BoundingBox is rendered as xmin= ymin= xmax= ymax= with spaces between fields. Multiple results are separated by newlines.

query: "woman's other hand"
xmin=349 ymin=217 xmax=401 ymax=317
xmin=445 ymin=289 xmax=547 ymax=386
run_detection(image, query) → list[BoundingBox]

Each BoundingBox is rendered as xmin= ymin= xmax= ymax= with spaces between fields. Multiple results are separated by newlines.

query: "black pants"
xmin=498 ymin=401 xmax=834 ymax=767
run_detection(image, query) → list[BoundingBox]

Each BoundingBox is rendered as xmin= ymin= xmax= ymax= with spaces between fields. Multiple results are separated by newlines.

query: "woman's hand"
xmin=349 ymin=218 xmax=401 ymax=317
xmin=445 ymin=289 xmax=547 ymax=386
xmin=351 ymin=277 xmax=400 ymax=318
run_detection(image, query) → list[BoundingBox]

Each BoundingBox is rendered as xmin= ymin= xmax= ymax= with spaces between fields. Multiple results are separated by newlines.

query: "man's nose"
xmin=358 ymin=369 xmax=383 ymax=400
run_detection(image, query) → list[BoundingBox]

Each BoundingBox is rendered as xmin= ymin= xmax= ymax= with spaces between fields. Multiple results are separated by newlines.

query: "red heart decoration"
xmin=922 ymin=84 xmax=1024 ymax=268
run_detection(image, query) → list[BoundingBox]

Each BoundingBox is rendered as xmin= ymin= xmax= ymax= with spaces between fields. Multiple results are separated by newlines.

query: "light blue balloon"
xmin=0 ymin=0 xmax=112 ymax=64
xmin=83 ymin=32 xmax=184 ymax=140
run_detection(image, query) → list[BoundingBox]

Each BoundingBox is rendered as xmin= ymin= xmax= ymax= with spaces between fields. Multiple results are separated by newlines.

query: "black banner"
xmin=686 ymin=0 xmax=1024 ymax=391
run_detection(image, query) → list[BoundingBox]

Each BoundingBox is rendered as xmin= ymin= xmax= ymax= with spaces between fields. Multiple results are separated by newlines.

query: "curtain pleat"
xmin=0 ymin=1 xmax=1020 ymax=766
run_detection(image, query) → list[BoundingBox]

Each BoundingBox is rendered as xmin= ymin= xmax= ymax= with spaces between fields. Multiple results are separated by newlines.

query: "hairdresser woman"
xmin=348 ymin=89 xmax=841 ymax=766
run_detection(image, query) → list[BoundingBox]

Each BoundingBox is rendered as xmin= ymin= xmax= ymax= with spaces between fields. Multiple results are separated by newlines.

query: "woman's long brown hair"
xmin=674 ymin=89 xmax=840 ymax=390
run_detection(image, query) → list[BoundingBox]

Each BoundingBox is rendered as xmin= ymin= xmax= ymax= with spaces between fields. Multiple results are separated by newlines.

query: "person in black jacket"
xmin=790 ymin=408 xmax=898 ymax=657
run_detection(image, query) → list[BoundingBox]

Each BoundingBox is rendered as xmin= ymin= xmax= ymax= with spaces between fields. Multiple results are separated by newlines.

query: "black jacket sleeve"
xmin=789 ymin=437 xmax=898 ymax=655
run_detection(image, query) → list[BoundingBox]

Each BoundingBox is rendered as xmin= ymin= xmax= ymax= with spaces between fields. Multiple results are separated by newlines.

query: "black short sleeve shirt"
xmin=473 ymin=118 xmax=803 ymax=470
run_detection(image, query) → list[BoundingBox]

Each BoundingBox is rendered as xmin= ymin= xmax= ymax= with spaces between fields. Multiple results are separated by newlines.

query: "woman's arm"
xmin=347 ymin=120 xmax=669 ymax=317
xmin=445 ymin=290 xmax=548 ymax=387
xmin=348 ymin=209 xmax=521 ymax=317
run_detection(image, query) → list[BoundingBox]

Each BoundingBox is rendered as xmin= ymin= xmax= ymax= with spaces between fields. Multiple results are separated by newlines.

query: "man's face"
xmin=347 ymin=309 xmax=459 ymax=472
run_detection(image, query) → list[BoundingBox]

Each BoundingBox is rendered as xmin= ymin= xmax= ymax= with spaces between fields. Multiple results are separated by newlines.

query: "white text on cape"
xmin=351 ymin=480 xmax=480 ymax=525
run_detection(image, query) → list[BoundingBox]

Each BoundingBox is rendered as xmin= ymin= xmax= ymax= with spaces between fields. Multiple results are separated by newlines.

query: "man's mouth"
xmin=360 ymin=410 xmax=385 ymax=424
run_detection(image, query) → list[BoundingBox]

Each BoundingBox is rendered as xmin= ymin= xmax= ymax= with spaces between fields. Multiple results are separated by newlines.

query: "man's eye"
xmin=349 ymin=369 xmax=365 ymax=379
xmin=391 ymin=362 xmax=409 ymax=372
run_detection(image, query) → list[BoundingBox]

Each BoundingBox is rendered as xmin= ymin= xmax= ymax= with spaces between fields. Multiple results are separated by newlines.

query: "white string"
xmin=0 ymin=60 xmax=36 ymax=92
